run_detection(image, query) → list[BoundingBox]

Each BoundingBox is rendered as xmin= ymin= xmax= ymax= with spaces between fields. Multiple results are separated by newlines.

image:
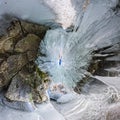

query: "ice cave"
xmin=0 ymin=0 xmax=120 ymax=120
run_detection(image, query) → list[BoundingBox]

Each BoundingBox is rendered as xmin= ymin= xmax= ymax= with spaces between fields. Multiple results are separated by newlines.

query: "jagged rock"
xmin=32 ymin=77 xmax=50 ymax=103
xmin=15 ymin=34 xmax=40 ymax=53
xmin=0 ymin=20 xmax=47 ymax=89
xmin=0 ymin=54 xmax=28 ymax=88
xmin=5 ymin=65 xmax=50 ymax=104
xmin=0 ymin=21 xmax=22 ymax=53
xmin=6 ymin=54 xmax=28 ymax=74
xmin=28 ymin=68 xmax=50 ymax=103
xmin=0 ymin=19 xmax=49 ymax=108
xmin=32 ymin=89 xmax=48 ymax=103
xmin=20 ymin=21 xmax=49 ymax=38
xmin=5 ymin=73 xmax=36 ymax=111
xmin=0 ymin=38 xmax=14 ymax=53
xmin=5 ymin=74 xmax=32 ymax=102
xmin=27 ymin=51 xmax=37 ymax=62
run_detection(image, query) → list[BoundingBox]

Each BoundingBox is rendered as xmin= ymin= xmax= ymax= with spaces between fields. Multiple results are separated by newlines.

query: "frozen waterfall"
xmin=36 ymin=0 xmax=120 ymax=88
xmin=0 ymin=0 xmax=120 ymax=119
xmin=36 ymin=28 xmax=92 ymax=88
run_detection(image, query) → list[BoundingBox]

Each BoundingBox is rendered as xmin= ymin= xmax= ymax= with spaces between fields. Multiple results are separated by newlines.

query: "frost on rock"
xmin=36 ymin=0 xmax=120 ymax=89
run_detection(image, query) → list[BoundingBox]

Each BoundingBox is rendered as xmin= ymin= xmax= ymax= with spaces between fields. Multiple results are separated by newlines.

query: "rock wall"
xmin=0 ymin=20 xmax=50 ymax=111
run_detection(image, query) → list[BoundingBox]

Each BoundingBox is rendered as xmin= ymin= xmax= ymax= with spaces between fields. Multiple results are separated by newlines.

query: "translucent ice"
xmin=36 ymin=1 xmax=120 ymax=88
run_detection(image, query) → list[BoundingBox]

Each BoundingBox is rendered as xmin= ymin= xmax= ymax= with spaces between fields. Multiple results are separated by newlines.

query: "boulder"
xmin=0 ymin=54 xmax=28 ymax=88
xmin=15 ymin=34 xmax=40 ymax=53
xmin=5 ymin=74 xmax=33 ymax=102
xmin=20 ymin=21 xmax=49 ymax=38
xmin=0 ymin=21 xmax=21 ymax=54
xmin=5 ymin=73 xmax=36 ymax=112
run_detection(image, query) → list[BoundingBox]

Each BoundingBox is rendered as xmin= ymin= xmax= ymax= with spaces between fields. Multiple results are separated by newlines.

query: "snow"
xmin=57 ymin=93 xmax=77 ymax=104
xmin=93 ymin=53 xmax=112 ymax=57
xmin=105 ymin=54 xmax=120 ymax=61
xmin=105 ymin=66 xmax=120 ymax=72
xmin=0 ymin=102 xmax=65 ymax=120
xmin=0 ymin=0 xmax=76 ymax=29
xmin=43 ymin=0 xmax=76 ymax=29
xmin=52 ymin=79 xmax=120 ymax=120
xmin=36 ymin=102 xmax=65 ymax=120
xmin=0 ymin=0 xmax=55 ymax=24
xmin=94 ymin=76 xmax=120 ymax=91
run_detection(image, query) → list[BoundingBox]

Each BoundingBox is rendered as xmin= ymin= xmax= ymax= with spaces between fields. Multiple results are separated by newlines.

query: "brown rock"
xmin=0 ymin=21 xmax=22 ymax=54
xmin=0 ymin=74 xmax=6 ymax=87
xmin=0 ymin=38 xmax=14 ymax=53
xmin=27 ymin=50 xmax=37 ymax=61
xmin=0 ymin=19 xmax=49 ymax=104
xmin=6 ymin=74 xmax=33 ymax=102
xmin=0 ymin=54 xmax=28 ymax=87
xmin=8 ymin=21 xmax=22 ymax=38
xmin=15 ymin=34 xmax=40 ymax=53
xmin=6 ymin=54 xmax=28 ymax=75
xmin=21 ymin=21 xmax=49 ymax=38
xmin=0 ymin=19 xmax=48 ymax=54
xmin=32 ymin=89 xmax=48 ymax=103
xmin=0 ymin=61 xmax=9 ymax=87
xmin=31 ymin=71 xmax=50 ymax=103
xmin=10 ymin=66 xmax=50 ymax=103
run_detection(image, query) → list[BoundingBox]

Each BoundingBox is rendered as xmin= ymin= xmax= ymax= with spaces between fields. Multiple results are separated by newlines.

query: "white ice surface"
xmin=0 ymin=0 xmax=76 ymax=29
xmin=57 ymin=92 xmax=77 ymax=104
xmin=52 ymin=80 xmax=120 ymax=120
xmin=105 ymin=54 xmax=120 ymax=61
xmin=0 ymin=102 xmax=65 ymax=120
xmin=94 ymin=76 xmax=120 ymax=91
xmin=105 ymin=66 xmax=120 ymax=72
xmin=0 ymin=0 xmax=55 ymax=23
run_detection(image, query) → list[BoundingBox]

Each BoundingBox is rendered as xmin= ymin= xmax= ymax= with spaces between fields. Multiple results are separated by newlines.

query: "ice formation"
xmin=36 ymin=0 xmax=120 ymax=88
xmin=0 ymin=0 xmax=120 ymax=120
xmin=36 ymin=28 xmax=92 ymax=88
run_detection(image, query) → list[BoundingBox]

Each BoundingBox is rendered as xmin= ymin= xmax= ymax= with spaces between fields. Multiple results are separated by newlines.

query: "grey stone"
xmin=5 ymin=74 xmax=33 ymax=103
xmin=3 ymin=98 xmax=36 ymax=112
